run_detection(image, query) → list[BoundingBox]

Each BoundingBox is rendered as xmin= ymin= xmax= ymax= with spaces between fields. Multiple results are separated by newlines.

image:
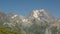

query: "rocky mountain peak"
xmin=29 ymin=9 xmax=55 ymax=23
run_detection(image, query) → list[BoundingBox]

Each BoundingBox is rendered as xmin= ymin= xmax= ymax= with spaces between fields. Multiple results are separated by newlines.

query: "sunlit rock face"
xmin=11 ymin=15 xmax=18 ymax=19
xmin=6 ymin=13 xmax=32 ymax=27
xmin=29 ymin=9 xmax=55 ymax=24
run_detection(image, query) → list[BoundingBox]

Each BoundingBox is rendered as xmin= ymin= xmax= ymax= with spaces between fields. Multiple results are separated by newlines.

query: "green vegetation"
xmin=0 ymin=26 xmax=21 ymax=34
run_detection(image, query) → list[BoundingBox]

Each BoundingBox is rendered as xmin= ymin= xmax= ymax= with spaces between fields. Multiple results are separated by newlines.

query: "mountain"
xmin=29 ymin=9 xmax=55 ymax=22
xmin=0 ymin=9 xmax=60 ymax=34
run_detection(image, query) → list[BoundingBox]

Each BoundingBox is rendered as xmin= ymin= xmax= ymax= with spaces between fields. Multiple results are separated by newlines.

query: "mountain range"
xmin=0 ymin=9 xmax=60 ymax=34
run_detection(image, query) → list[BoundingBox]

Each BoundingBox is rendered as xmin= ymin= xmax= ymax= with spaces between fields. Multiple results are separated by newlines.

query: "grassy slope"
xmin=0 ymin=26 xmax=22 ymax=34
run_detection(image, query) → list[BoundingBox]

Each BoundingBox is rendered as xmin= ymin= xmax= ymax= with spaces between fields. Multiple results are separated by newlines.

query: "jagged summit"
xmin=29 ymin=9 xmax=55 ymax=23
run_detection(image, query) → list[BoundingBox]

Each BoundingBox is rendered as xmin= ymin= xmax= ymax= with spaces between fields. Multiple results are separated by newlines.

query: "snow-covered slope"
xmin=29 ymin=9 xmax=55 ymax=24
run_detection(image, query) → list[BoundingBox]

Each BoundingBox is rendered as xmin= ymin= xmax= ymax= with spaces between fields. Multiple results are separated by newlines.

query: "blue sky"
xmin=0 ymin=0 xmax=60 ymax=18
